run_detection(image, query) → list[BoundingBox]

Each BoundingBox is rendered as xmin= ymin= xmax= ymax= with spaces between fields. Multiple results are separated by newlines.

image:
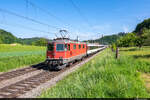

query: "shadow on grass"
xmin=120 ymin=48 xmax=138 ymax=52
xmin=133 ymin=54 xmax=150 ymax=59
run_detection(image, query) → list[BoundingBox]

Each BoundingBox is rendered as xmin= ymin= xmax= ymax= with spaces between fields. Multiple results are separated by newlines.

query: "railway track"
xmin=0 ymin=62 xmax=45 ymax=82
xmin=0 ymin=61 xmax=83 ymax=98
xmin=0 ymin=48 xmax=106 ymax=98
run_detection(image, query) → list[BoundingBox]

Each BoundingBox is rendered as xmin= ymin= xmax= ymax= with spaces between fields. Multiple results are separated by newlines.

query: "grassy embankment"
xmin=40 ymin=47 xmax=150 ymax=98
xmin=0 ymin=44 xmax=46 ymax=72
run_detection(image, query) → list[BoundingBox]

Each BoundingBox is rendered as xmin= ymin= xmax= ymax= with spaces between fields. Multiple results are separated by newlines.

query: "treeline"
xmin=0 ymin=29 xmax=49 ymax=46
xmin=115 ymin=18 xmax=150 ymax=48
xmin=87 ymin=32 xmax=126 ymax=45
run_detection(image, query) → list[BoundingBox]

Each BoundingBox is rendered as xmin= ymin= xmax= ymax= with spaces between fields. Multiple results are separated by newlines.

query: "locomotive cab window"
xmin=56 ymin=44 xmax=64 ymax=51
xmin=68 ymin=44 xmax=70 ymax=51
xmin=83 ymin=44 xmax=85 ymax=48
xmin=73 ymin=44 xmax=76 ymax=49
xmin=47 ymin=43 xmax=53 ymax=51
xmin=65 ymin=44 xmax=68 ymax=51
xmin=79 ymin=45 xmax=81 ymax=49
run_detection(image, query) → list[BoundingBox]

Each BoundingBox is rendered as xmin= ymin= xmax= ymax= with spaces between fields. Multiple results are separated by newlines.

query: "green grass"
xmin=0 ymin=44 xmax=46 ymax=72
xmin=40 ymin=47 xmax=150 ymax=98
xmin=119 ymin=46 xmax=150 ymax=73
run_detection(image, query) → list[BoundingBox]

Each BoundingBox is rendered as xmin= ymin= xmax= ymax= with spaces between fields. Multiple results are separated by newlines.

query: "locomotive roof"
xmin=49 ymin=38 xmax=87 ymax=44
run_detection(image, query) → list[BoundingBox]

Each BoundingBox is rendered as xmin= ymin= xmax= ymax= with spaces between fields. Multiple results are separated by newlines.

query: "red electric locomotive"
xmin=45 ymin=38 xmax=87 ymax=70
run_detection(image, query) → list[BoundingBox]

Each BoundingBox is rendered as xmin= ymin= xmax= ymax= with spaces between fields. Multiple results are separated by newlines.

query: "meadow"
xmin=0 ymin=44 xmax=46 ymax=72
xmin=40 ymin=47 xmax=150 ymax=98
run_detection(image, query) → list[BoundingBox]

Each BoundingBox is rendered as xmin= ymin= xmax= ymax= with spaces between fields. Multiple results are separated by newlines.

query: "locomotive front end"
xmin=46 ymin=42 xmax=64 ymax=66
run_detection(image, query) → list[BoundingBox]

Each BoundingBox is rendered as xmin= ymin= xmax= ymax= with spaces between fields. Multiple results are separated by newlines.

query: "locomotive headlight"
xmin=59 ymin=56 xmax=63 ymax=59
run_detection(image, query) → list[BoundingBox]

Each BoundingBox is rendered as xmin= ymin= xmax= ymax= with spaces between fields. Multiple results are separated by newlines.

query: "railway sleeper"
xmin=0 ymin=94 xmax=9 ymax=98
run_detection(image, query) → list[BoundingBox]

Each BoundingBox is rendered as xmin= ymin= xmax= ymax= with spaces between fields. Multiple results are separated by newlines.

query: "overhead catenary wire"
xmin=26 ymin=0 xmax=85 ymax=39
xmin=0 ymin=22 xmax=51 ymax=34
xmin=69 ymin=0 xmax=98 ymax=41
xmin=0 ymin=8 xmax=62 ymax=30
xmin=25 ymin=0 xmax=70 ymax=29
xmin=69 ymin=0 xmax=92 ymax=28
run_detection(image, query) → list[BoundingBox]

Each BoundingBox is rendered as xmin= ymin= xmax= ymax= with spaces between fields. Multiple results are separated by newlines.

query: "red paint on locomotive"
xmin=46 ymin=38 xmax=87 ymax=67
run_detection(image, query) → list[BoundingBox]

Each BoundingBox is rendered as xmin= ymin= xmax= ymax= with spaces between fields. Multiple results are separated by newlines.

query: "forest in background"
xmin=0 ymin=29 xmax=50 ymax=46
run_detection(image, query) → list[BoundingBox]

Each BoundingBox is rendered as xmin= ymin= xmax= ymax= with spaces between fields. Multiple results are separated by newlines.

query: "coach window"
xmin=83 ymin=44 xmax=85 ymax=48
xmin=68 ymin=44 xmax=70 ymax=51
xmin=79 ymin=45 xmax=81 ymax=49
xmin=73 ymin=44 xmax=76 ymax=49
xmin=56 ymin=44 xmax=64 ymax=51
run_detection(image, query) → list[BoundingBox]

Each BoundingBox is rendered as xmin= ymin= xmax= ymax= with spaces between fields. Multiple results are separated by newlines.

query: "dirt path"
xmin=141 ymin=73 xmax=150 ymax=92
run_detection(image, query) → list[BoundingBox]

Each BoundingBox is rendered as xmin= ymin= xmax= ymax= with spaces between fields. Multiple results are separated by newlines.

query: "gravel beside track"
xmin=0 ymin=62 xmax=45 ymax=82
xmin=0 ymin=70 xmax=44 ymax=90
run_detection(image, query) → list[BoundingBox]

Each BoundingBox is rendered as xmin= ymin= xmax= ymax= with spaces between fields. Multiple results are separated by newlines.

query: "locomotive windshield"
xmin=56 ymin=44 xmax=64 ymax=51
xmin=47 ymin=43 xmax=53 ymax=51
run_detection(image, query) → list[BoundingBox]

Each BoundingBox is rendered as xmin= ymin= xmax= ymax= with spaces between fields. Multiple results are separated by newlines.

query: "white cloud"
xmin=122 ymin=25 xmax=129 ymax=33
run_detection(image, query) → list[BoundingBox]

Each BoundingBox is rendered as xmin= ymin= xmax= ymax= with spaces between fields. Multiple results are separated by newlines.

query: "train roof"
xmin=48 ymin=38 xmax=87 ymax=44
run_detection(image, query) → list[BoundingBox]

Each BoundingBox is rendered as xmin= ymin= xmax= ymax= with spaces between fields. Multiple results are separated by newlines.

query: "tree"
xmin=142 ymin=28 xmax=150 ymax=46
xmin=32 ymin=38 xmax=48 ymax=46
xmin=134 ymin=36 xmax=146 ymax=48
xmin=117 ymin=33 xmax=136 ymax=47
xmin=0 ymin=38 xmax=3 ymax=44
xmin=134 ymin=18 xmax=150 ymax=35
xmin=0 ymin=29 xmax=18 ymax=44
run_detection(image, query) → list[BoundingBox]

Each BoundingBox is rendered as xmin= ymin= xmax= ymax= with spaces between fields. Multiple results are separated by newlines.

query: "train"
xmin=45 ymin=38 xmax=106 ymax=70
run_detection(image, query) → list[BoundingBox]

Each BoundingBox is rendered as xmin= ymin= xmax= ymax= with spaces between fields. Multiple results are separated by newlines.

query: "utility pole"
xmin=77 ymin=36 xmax=79 ymax=42
xmin=97 ymin=33 xmax=101 ymax=45
xmin=101 ymin=34 xmax=103 ymax=45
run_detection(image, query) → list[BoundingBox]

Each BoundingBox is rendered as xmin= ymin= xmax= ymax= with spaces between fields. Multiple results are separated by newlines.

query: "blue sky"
xmin=0 ymin=0 xmax=150 ymax=40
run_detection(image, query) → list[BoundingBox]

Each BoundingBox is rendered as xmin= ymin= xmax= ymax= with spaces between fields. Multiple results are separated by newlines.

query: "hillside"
xmin=0 ymin=29 xmax=49 ymax=46
xmin=134 ymin=18 xmax=150 ymax=46
xmin=134 ymin=18 xmax=150 ymax=35
xmin=0 ymin=29 xmax=19 ymax=44
xmin=87 ymin=32 xmax=126 ymax=45
xmin=19 ymin=37 xmax=45 ymax=45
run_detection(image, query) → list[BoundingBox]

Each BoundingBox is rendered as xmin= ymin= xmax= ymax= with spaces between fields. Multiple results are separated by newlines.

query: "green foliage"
xmin=117 ymin=32 xmax=148 ymax=48
xmin=0 ymin=44 xmax=46 ymax=72
xmin=117 ymin=33 xmax=136 ymax=47
xmin=0 ymin=38 xmax=3 ymax=44
xmin=111 ymin=43 xmax=116 ymax=51
xmin=134 ymin=18 xmax=150 ymax=35
xmin=0 ymin=29 xmax=50 ymax=45
xmin=20 ymin=37 xmax=48 ymax=45
xmin=40 ymin=48 xmax=150 ymax=98
xmin=142 ymin=28 xmax=150 ymax=46
xmin=0 ymin=29 xmax=18 ymax=44
xmin=133 ymin=18 xmax=150 ymax=46
xmin=32 ymin=38 xmax=48 ymax=46
xmin=134 ymin=36 xmax=147 ymax=48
